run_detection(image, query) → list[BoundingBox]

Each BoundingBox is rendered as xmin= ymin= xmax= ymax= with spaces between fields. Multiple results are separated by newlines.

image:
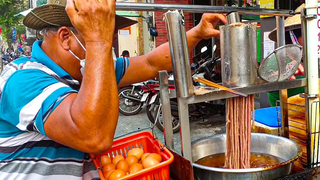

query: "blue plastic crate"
xmin=253 ymin=107 xmax=281 ymax=128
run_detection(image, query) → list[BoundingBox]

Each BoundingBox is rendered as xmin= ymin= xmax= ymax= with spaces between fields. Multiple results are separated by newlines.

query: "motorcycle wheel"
xmin=118 ymin=86 xmax=143 ymax=116
xmin=146 ymin=98 xmax=180 ymax=133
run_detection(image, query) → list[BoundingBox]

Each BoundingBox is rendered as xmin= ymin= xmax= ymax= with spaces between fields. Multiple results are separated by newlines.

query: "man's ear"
xmin=57 ymin=27 xmax=72 ymax=50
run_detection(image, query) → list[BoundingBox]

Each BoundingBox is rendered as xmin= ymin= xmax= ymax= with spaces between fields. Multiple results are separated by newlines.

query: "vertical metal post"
xmin=163 ymin=10 xmax=193 ymax=160
xmin=177 ymin=98 xmax=192 ymax=160
xmin=301 ymin=0 xmax=319 ymax=168
xmin=210 ymin=0 xmax=216 ymax=59
xmin=159 ymin=70 xmax=174 ymax=150
xmin=276 ymin=16 xmax=289 ymax=138
xmin=163 ymin=10 xmax=194 ymax=98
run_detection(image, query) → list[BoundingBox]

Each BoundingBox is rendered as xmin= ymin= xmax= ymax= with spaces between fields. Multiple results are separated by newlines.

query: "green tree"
xmin=0 ymin=0 xmax=28 ymax=46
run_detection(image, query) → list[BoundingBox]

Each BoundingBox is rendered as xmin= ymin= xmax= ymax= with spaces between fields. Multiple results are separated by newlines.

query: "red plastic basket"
xmin=90 ymin=131 xmax=174 ymax=180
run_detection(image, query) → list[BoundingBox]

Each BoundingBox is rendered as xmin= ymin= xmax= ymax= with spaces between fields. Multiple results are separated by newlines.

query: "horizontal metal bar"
xmin=188 ymin=78 xmax=307 ymax=104
xmin=116 ymin=2 xmax=293 ymax=16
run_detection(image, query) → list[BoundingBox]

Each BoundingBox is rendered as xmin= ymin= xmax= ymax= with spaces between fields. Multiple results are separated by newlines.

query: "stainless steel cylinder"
xmin=220 ymin=23 xmax=259 ymax=87
xmin=226 ymin=11 xmax=240 ymax=24
xmin=163 ymin=10 xmax=194 ymax=98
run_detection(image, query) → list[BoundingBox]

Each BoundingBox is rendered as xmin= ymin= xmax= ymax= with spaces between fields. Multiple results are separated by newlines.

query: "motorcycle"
xmin=118 ymin=79 xmax=165 ymax=116
xmin=118 ymin=83 xmax=145 ymax=116
xmin=146 ymin=46 xmax=225 ymax=133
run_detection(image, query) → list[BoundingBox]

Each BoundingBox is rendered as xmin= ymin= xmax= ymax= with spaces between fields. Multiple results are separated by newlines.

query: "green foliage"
xmin=0 ymin=0 xmax=28 ymax=45
xmin=16 ymin=24 xmax=26 ymax=34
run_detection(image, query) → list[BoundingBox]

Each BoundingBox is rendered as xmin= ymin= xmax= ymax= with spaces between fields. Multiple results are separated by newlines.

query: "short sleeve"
xmin=0 ymin=69 xmax=77 ymax=136
xmin=115 ymin=57 xmax=129 ymax=84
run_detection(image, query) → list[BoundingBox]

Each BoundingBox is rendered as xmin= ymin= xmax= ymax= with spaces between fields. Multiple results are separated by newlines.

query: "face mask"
xmin=69 ymin=30 xmax=117 ymax=75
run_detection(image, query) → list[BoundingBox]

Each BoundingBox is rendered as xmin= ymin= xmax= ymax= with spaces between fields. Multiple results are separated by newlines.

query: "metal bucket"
xmin=192 ymin=133 xmax=302 ymax=180
xmin=220 ymin=23 xmax=259 ymax=88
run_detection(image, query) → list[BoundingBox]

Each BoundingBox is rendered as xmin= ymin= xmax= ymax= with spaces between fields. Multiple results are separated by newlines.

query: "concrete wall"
xmin=118 ymin=0 xmax=194 ymax=57
xmin=154 ymin=0 xmax=193 ymax=47
xmin=153 ymin=0 xmax=194 ymax=61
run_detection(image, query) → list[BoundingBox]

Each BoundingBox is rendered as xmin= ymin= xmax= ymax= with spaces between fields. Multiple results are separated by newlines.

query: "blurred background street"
xmin=115 ymin=109 xmax=226 ymax=154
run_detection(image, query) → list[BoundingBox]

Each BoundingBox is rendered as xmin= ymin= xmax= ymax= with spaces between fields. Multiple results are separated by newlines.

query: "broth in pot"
xmin=195 ymin=153 xmax=284 ymax=169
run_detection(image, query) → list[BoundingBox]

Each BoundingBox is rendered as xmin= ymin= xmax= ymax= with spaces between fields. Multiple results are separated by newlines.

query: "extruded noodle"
xmin=225 ymin=95 xmax=254 ymax=169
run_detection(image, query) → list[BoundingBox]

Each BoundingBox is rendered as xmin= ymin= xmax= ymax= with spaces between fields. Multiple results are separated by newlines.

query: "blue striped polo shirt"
xmin=0 ymin=41 xmax=129 ymax=180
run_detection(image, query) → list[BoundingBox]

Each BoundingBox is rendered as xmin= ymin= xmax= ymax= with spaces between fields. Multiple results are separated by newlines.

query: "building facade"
xmin=154 ymin=0 xmax=193 ymax=47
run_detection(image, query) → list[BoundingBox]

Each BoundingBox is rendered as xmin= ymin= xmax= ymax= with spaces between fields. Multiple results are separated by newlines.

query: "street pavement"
xmin=115 ymin=109 xmax=226 ymax=154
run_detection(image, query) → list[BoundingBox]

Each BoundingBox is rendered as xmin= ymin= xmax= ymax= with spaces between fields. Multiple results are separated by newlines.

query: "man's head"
xmin=23 ymin=0 xmax=137 ymax=81
xmin=35 ymin=26 xmax=87 ymax=81
xmin=268 ymin=3 xmax=305 ymax=45
xmin=121 ymin=50 xmax=130 ymax=58
xmin=23 ymin=0 xmax=137 ymax=32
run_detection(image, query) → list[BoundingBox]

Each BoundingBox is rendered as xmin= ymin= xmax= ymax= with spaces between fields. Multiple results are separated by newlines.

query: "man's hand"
xmin=191 ymin=13 xmax=227 ymax=40
xmin=66 ymin=0 xmax=115 ymax=43
xmin=288 ymin=63 xmax=304 ymax=80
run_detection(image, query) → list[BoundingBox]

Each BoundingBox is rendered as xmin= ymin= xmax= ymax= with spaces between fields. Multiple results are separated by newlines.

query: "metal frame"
xmin=159 ymin=71 xmax=174 ymax=150
xmin=158 ymin=6 xmax=304 ymax=161
xmin=301 ymin=0 xmax=319 ymax=168
xmin=116 ymin=2 xmax=293 ymax=16
xmin=115 ymin=2 xmax=319 ymax=166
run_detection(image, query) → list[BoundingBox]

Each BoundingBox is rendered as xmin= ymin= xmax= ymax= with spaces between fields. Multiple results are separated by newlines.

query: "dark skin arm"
xmin=119 ymin=13 xmax=226 ymax=87
xmin=43 ymin=11 xmax=225 ymax=154
xmin=44 ymin=0 xmax=118 ymax=154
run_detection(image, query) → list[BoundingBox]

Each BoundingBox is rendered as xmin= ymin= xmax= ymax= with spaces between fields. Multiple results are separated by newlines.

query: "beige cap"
xmin=268 ymin=3 xmax=305 ymax=42
xmin=23 ymin=0 xmax=137 ymax=31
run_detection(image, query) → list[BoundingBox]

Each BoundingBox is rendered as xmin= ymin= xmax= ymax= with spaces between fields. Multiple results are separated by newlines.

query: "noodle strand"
xmin=225 ymin=95 xmax=254 ymax=169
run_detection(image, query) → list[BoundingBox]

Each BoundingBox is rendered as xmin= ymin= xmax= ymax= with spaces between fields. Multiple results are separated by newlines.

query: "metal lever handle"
xmin=226 ymin=11 xmax=240 ymax=24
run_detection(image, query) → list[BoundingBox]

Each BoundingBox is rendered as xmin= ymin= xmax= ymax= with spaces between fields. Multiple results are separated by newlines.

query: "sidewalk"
xmin=115 ymin=109 xmax=226 ymax=154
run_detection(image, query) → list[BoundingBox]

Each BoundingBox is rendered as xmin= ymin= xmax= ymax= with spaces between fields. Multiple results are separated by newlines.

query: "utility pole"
xmin=137 ymin=0 xmax=144 ymax=55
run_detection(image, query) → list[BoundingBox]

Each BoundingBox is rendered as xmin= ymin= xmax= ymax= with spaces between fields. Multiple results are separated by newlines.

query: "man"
xmin=121 ymin=50 xmax=130 ymax=58
xmin=267 ymin=3 xmax=305 ymax=107
xmin=0 ymin=0 xmax=226 ymax=179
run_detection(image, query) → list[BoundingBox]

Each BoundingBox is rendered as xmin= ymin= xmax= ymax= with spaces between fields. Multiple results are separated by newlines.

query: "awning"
xmin=14 ymin=9 xmax=32 ymax=17
xmin=116 ymin=11 xmax=145 ymax=18
xmin=15 ymin=9 xmax=144 ymax=18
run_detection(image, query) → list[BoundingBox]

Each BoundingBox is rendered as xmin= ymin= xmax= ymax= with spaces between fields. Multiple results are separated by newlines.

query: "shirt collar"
xmin=31 ymin=41 xmax=72 ymax=79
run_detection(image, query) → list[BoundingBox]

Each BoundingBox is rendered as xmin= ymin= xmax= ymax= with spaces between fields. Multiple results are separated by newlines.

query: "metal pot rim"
xmin=192 ymin=133 xmax=302 ymax=173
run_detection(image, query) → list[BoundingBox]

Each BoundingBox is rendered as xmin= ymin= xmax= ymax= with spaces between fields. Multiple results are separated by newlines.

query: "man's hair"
xmin=40 ymin=26 xmax=77 ymax=36
xmin=121 ymin=50 xmax=130 ymax=56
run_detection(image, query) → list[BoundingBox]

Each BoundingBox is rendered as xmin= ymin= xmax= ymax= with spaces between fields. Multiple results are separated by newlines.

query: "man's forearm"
xmin=145 ymin=28 xmax=203 ymax=73
xmin=118 ymin=28 xmax=203 ymax=87
xmin=71 ymin=43 xmax=119 ymax=141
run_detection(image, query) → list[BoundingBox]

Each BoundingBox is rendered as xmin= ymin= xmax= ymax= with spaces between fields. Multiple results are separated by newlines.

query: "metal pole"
xmin=177 ymin=98 xmax=192 ymax=160
xmin=301 ymin=0 xmax=319 ymax=168
xmin=276 ymin=18 xmax=285 ymax=47
xmin=276 ymin=16 xmax=289 ymax=138
xmin=163 ymin=10 xmax=193 ymax=98
xmin=163 ymin=10 xmax=192 ymax=160
xmin=159 ymin=71 xmax=174 ymax=150
xmin=210 ymin=0 xmax=216 ymax=59
xmin=115 ymin=2 xmax=293 ymax=16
